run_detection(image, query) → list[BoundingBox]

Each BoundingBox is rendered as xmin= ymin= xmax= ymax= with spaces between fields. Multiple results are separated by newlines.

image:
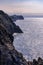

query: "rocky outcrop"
xmin=0 ymin=10 xmax=28 ymax=65
xmin=0 ymin=10 xmax=43 ymax=65
xmin=0 ymin=24 xmax=28 ymax=65
xmin=0 ymin=10 xmax=23 ymax=34
xmin=28 ymin=57 xmax=43 ymax=65
xmin=10 ymin=15 xmax=24 ymax=21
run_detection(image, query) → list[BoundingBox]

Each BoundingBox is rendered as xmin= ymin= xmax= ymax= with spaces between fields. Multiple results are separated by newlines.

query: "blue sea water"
xmin=13 ymin=17 xmax=43 ymax=61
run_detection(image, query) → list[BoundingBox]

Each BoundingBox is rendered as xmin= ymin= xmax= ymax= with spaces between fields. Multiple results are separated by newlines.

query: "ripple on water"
xmin=13 ymin=18 xmax=43 ymax=61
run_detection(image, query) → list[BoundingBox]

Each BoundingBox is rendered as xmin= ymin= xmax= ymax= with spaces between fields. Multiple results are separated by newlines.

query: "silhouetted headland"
xmin=10 ymin=15 xmax=24 ymax=21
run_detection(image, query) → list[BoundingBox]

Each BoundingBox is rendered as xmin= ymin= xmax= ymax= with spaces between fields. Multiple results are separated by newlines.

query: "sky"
xmin=0 ymin=0 xmax=43 ymax=14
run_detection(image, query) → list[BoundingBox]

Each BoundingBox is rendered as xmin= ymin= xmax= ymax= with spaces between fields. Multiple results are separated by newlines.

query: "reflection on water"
xmin=13 ymin=18 xmax=43 ymax=61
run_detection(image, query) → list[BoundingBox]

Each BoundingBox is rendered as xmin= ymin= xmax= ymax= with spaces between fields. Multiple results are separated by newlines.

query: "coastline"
xmin=0 ymin=10 xmax=43 ymax=65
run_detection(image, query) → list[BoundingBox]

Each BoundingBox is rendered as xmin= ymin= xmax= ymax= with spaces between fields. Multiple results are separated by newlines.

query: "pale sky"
xmin=0 ymin=0 xmax=43 ymax=14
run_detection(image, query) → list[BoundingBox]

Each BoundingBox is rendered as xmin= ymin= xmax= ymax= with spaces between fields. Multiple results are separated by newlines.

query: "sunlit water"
xmin=13 ymin=17 xmax=43 ymax=61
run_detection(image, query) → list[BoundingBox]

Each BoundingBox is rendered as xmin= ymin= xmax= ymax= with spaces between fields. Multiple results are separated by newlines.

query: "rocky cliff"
xmin=0 ymin=24 xmax=28 ymax=65
xmin=0 ymin=10 xmax=23 ymax=34
xmin=0 ymin=10 xmax=28 ymax=65
xmin=0 ymin=10 xmax=43 ymax=65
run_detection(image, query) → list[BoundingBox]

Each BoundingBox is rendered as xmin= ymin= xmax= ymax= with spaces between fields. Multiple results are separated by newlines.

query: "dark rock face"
xmin=10 ymin=15 xmax=24 ymax=21
xmin=0 ymin=22 xmax=28 ymax=65
xmin=0 ymin=10 xmax=28 ymax=65
xmin=0 ymin=10 xmax=23 ymax=34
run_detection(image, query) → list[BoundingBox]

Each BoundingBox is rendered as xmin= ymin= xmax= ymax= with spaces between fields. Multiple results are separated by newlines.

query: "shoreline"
xmin=0 ymin=10 xmax=43 ymax=65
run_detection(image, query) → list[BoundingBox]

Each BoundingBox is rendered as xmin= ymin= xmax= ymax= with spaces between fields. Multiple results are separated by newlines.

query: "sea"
xmin=13 ymin=17 xmax=43 ymax=61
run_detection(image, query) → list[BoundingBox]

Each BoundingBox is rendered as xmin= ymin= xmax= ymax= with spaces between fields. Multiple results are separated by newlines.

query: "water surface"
xmin=13 ymin=17 xmax=43 ymax=61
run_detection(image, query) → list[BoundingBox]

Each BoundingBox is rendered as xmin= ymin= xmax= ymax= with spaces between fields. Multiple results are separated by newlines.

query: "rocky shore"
xmin=0 ymin=10 xmax=43 ymax=65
